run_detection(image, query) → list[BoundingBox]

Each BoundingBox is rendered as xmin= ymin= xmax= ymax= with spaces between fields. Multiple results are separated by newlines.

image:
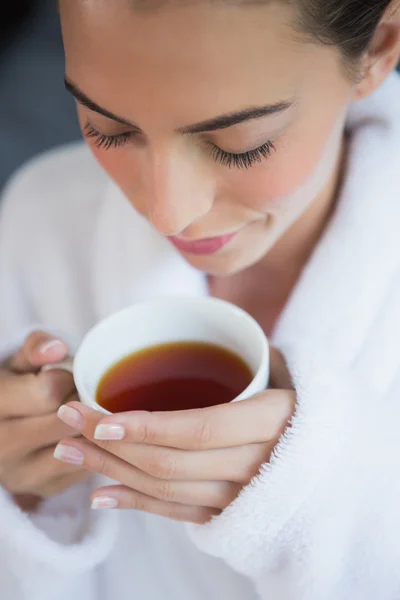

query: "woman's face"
xmin=60 ymin=0 xmax=355 ymax=275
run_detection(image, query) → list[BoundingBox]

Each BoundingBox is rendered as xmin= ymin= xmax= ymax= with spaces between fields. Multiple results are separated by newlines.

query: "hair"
xmin=129 ymin=0 xmax=395 ymax=69
xmin=293 ymin=0 xmax=394 ymax=63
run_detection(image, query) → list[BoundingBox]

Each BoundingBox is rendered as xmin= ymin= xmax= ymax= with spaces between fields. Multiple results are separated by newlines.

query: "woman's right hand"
xmin=0 ymin=332 xmax=88 ymax=511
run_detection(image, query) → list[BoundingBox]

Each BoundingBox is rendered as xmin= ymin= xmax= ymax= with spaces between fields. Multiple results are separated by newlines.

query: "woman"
xmin=0 ymin=1 xmax=400 ymax=598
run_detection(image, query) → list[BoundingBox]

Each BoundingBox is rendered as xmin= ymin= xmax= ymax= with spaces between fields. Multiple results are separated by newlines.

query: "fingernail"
xmin=94 ymin=424 xmax=125 ymax=441
xmin=58 ymin=405 xmax=83 ymax=430
xmin=91 ymin=497 xmax=118 ymax=510
xmin=40 ymin=339 xmax=65 ymax=355
xmin=53 ymin=444 xmax=84 ymax=465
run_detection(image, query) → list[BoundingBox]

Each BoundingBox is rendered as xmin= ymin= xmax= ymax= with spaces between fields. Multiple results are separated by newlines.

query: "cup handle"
xmin=41 ymin=357 xmax=74 ymax=375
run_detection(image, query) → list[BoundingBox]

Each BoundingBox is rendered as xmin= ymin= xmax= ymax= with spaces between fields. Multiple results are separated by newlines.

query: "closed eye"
xmin=83 ymin=122 xmax=276 ymax=169
xmin=208 ymin=140 xmax=276 ymax=169
xmin=84 ymin=122 xmax=134 ymax=150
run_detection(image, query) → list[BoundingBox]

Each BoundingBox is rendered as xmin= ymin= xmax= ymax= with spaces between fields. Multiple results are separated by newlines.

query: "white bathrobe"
xmin=0 ymin=74 xmax=400 ymax=600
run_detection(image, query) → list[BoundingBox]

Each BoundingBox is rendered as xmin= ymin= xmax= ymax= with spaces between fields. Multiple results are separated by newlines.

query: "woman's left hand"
xmin=55 ymin=348 xmax=296 ymax=524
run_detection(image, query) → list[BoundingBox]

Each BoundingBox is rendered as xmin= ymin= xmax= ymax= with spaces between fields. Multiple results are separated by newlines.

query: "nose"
xmin=143 ymin=141 xmax=215 ymax=236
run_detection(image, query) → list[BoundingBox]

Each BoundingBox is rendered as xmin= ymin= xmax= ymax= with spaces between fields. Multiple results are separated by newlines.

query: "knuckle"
xmin=136 ymin=419 xmax=154 ymax=444
xmin=195 ymin=417 xmax=217 ymax=448
xmin=94 ymin=451 xmax=110 ymax=477
xmin=149 ymin=450 xmax=177 ymax=480
xmin=96 ymin=439 xmax=113 ymax=453
xmin=129 ymin=492 xmax=147 ymax=512
xmin=153 ymin=480 xmax=175 ymax=502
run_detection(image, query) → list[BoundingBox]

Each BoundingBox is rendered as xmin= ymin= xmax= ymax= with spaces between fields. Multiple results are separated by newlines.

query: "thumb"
xmin=9 ymin=331 xmax=69 ymax=373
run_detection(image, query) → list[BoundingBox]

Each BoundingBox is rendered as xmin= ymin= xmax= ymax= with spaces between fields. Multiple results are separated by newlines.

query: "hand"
xmin=0 ymin=331 xmax=89 ymax=511
xmin=55 ymin=348 xmax=295 ymax=523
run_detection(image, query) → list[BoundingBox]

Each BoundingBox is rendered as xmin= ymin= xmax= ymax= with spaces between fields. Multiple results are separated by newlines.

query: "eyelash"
xmin=208 ymin=140 xmax=276 ymax=169
xmin=84 ymin=122 xmax=276 ymax=169
xmin=84 ymin=123 xmax=133 ymax=150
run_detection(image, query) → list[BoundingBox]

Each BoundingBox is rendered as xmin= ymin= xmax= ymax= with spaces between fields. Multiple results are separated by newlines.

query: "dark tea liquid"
xmin=96 ymin=341 xmax=253 ymax=413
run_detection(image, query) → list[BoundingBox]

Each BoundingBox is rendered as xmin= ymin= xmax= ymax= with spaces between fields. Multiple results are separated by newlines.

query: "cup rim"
xmin=74 ymin=296 xmax=269 ymax=411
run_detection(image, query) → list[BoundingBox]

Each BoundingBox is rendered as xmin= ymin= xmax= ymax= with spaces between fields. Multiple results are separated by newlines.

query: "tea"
xmin=96 ymin=341 xmax=253 ymax=413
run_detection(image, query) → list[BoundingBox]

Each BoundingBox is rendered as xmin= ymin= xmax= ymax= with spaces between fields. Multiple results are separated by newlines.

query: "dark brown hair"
xmin=295 ymin=0 xmax=394 ymax=61
xmin=129 ymin=0 xmax=395 ymax=66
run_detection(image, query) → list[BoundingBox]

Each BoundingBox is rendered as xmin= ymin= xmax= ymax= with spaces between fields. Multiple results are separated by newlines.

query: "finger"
xmin=10 ymin=471 xmax=89 ymax=503
xmin=91 ymin=485 xmax=219 ymax=524
xmin=99 ymin=441 xmax=272 ymax=483
xmin=78 ymin=391 xmax=295 ymax=450
xmin=54 ymin=438 xmax=240 ymax=509
xmin=0 ymin=409 xmax=80 ymax=464
xmin=0 ymin=370 xmax=76 ymax=418
xmin=57 ymin=403 xmax=270 ymax=482
xmin=269 ymin=348 xmax=294 ymax=390
xmin=2 ymin=445 xmax=84 ymax=495
xmin=56 ymin=404 xmax=270 ymax=482
xmin=9 ymin=331 xmax=68 ymax=373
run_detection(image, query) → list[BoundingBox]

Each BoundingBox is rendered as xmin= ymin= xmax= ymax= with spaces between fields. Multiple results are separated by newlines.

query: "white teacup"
xmin=49 ymin=297 xmax=269 ymax=415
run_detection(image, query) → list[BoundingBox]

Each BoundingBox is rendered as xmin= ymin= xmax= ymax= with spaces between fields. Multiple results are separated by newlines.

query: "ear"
xmin=354 ymin=1 xmax=400 ymax=101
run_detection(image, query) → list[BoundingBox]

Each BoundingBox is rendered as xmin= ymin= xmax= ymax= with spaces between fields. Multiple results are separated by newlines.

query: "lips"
xmin=169 ymin=232 xmax=238 ymax=255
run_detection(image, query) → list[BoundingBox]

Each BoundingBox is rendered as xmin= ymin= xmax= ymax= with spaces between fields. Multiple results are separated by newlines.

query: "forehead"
xmin=59 ymin=0 xmax=333 ymax=127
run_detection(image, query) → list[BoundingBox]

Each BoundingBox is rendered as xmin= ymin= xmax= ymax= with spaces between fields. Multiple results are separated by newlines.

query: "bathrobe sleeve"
xmin=188 ymin=302 xmax=400 ymax=599
xmin=0 ymin=169 xmax=118 ymax=600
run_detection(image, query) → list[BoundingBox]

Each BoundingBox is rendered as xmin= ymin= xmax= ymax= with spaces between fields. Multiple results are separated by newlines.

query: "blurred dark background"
xmin=0 ymin=1 xmax=399 ymax=192
xmin=0 ymin=0 xmax=80 ymax=191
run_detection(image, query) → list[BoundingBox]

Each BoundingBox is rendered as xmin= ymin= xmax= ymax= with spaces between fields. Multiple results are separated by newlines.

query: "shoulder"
xmin=0 ymin=142 xmax=109 ymax=236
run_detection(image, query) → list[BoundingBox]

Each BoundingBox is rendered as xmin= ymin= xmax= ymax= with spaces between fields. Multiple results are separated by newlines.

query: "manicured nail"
xmin=40 ymin=339 xmax=65 ymax=355
xmin=91 ymin=497 xmax=118 ymax=510
xmin=57 ymin=405 xmax=83 ymax=429
xmin=94 ymin=424 xmax=125 ymax=441
xmin=53 ymin=444 xmax=84 ymax=465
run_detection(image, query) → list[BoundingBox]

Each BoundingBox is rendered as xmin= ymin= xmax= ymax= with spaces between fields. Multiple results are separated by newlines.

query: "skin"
xmin=0 ymin=333 xmax=87 ymax=513
xmin=1 ymin=0 xmax=399 ymax=516
xmin=60 ymin=0 xmax=352 ymax=284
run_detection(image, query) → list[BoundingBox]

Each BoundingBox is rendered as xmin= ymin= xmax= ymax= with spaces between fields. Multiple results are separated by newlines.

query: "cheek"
xmin=226 ymin=109 xmax=346 ymax=213
xmin=224 ymin=142 xmax=322 ymax=212
xmin=90 ymin=145 xmax=127 ymax=182
xmin=77 ymin=113 xmax=142 ymax=201
xmin=86 ymin=144 xmax=147 ymax=212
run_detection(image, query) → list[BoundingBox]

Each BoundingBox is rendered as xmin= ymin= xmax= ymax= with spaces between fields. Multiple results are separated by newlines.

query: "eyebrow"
xmin=179 ymin=102 xmax=294 ymax=134
xmin=65 ymin=78 xmax=135 ymax=127
xmin=64 ymin=77 xmax=294 ymax=134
